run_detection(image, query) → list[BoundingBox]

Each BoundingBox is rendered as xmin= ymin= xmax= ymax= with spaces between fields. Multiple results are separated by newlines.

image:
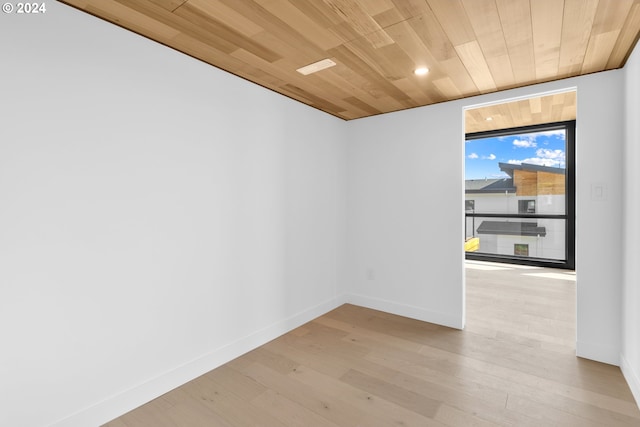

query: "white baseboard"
xmin=50 ymin=295 xmax=348 ymax=427
xmin=345 ymin=293 xmax=464 ymax=330
xmin=576 ymin=340 xmax=620 ymax=366
xmin=620 ymin=354 xmax=640 ymax=409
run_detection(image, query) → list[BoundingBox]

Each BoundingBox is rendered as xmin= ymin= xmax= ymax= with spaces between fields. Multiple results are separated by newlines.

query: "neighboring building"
xmin=465 ymin=163 xmax=566 ymax=259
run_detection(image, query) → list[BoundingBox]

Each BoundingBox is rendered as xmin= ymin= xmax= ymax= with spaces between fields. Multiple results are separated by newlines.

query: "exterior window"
xmin=465 ymin=200 xmax=475 ymax=211
xmin=518 ymin=200 xmax=536 ymax=213
xmin=514 ymin=244 xmax=529 ymax=256
xmin=465 ymin=119 xmax=575 ymax=269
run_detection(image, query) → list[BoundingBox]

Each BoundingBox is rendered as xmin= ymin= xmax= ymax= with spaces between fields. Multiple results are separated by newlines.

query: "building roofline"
xmin=499 ymin=162 xmax=566 ymax=176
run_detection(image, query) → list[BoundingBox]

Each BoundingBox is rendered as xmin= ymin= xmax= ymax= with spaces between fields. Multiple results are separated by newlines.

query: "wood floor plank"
xmin=103 ymin=263 xmax=640 ymax=426
xmin=288 ymin=364 xmax=445 ymax=427
xmin=235 ymin=361 xmax=366 ymax=426
xmin=250 ymin=388 xmax=342 ymax=427
xmin=339 ymin=368 xmax=442 ymax=418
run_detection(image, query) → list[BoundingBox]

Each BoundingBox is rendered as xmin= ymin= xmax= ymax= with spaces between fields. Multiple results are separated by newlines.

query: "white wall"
xmin=621 ymin=42 xmax=640 ymax=406
xmin=0 ymin=4 xmax=347 ymax=426
xmin=347 ymin=72 xmax=625 ymax=365
xmin=346 ymin=104 xmax=466 ymax=328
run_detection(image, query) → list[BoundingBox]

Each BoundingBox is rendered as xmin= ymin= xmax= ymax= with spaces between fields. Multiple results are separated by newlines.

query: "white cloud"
xmin=509 ymin=130 xmax=566 ymax=149
xmin=507 ymin=148 xmax=566 ymax=168
xmin=468 ymin=152 xmax=495 ymax=160
xmin=513 ymin=139 xmax=537 ymax=148
xmin=537 ymin=148 xmax=565 ymax=161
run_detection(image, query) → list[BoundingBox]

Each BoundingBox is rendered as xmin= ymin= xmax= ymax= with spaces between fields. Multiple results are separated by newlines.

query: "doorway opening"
xmin=462 ymin=89 xmax=577 ymax=352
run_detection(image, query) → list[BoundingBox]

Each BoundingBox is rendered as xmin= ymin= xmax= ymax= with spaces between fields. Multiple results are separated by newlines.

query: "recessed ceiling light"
xmin=414 ymin=67 xmax=429 ymax=76
xmin=485 ymin=117 xmax=493 ymax=121
xmin=296 ymin=59 xmax=336 ymax=75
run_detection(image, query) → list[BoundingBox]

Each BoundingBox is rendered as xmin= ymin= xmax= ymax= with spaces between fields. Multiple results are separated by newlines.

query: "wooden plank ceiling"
xmin=61 ymin=0 xmax=640 ymax=121
xmin=465 ymin=90 xmax=576 ymax=133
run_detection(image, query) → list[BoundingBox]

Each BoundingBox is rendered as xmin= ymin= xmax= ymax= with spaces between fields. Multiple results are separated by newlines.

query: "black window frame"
xmin=465 ymin=120 xmax=575 ymax=270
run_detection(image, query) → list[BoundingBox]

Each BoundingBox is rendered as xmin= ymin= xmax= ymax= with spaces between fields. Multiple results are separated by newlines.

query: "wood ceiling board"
xmin=344 ymin=96 xmax=383 ymax=116
xmin=253 ymin=0 xmax=342 ymax=51
xmin=439 ymin=56 xmax=482 ymax=98
xmin=583 ymin=0 xmax=636 ymax=70
xmin=184 ymin=0 xmax=264 ymax=38
xmin=355 ymin=0 xmax=395 ymax=17
xmin=173 ymin=4 xmax=281 ymax=62
xmin=455 ymin=40 xmax=498 ymax=93
xmin=407 ymin=11 xmax=457 ymax=62
xmin=359 ymin=37 xmax=418 ymax=81
xmin=582 ymin=30 xmax=623 ymax=73
xmin=462 ymin=0 xmax=515 ymax=88
xmin=328 ymin=43 xmax=413 ymax=106
xmin=427 ymin=0 xmax=476 ymax=47
xmin=388 ymin=0 xmax=431 ymax=20
xmin=495 ymin=0 xmax=537 ymax=85
xmin=531 ymin=0 xmax=564 ymax=80
xmin=557 ymin=0 xmax=600 ymax=78
xmin=383 ymin=20 xmax=431 ymax=67
xmin=514 ymin=100 xmax=533 ymax=126
xmin=464 ymin=91 xmax=577 ymax=134
xmin=60 ymin=0 xmax=640 ymax=120
xmin=372 ymin=7 xmax=406 ymax=28
xmin=593 ymin=0 xmax=635 ymax=33
xmin=322 ymin=0 xmax=393 ymax=48
xmin=606 ymin=1 xmax=640 ymax=68
xmin=214 ymin=0 xmax=328 ymax=58
xmin=392 ymin=78 xmax=435 ymax=106
xmin=432 ymin=77 xmax=463 ymax=100
xmin=147 ymin=0 xmax=186 ymax=12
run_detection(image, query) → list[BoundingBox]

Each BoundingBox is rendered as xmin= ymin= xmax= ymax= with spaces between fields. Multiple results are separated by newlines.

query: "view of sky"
xmin=465 ymin=129 xmax=566 ymax=180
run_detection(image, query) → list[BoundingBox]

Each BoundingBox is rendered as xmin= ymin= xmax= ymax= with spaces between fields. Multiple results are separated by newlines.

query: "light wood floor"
xmin=105 ymin=262 xmax=640 ymax=426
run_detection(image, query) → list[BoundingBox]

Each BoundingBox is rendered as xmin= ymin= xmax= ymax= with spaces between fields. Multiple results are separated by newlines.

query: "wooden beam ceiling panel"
xmin=558 ymin=0 xmax=600 ymax=78
xmin=183 ymin=0 xmax=263 ymax=39
xmin=607 ymin=0 xmax=640 ymax=68
xmin=455 ymin=40 xmax=497 ymax=93
xmin=583 ymin=0 xmax=635 ymax=72
xmin=371 ymin=6 xmax=405 ymax=28
xmin=432 ymin=77 xmax=463 ymax=100
xmin=172 ymin=3 xmax=281 ymax=63
xmin=383 ymin=20 xmax=439 ymax=73
xmin=253 ymin=0 xmax=342 ymax=51
xmin=439 ymin=56 xmax=481 ymax=97
xmin=60 ymin=0 xmax=640 ymax=120
xmin=406 ymin=7 xmax=457 ymax=62
xmin=426 ymin=0 xmax=476 ymax=47
xmin=147 ymin=0 xmax=186 ymax=12
xmin=495 ymin=0 xmax=537 ymax=85
xmin=531 ymin=0 xmax=564 ymax=80
xmin=465 ymin=91 xmax=577 ymax=134
xmin=461 ymin=0 xmax=515 ymax=89
xmin=355 ymin=0 xmax=394 ymax=17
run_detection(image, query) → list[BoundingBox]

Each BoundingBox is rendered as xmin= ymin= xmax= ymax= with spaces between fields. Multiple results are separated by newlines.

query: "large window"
xmin=465 ymin=121 xmax=575 ymax=269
